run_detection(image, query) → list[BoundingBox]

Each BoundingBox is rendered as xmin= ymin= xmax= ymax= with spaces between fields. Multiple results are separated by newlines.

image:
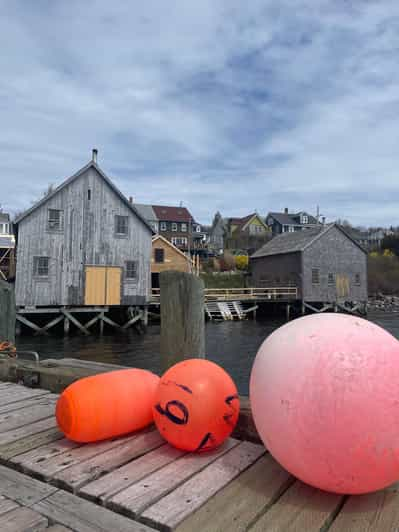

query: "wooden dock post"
xmin=160 ymin=271 xmax=205 ymax=372
xmin=0 ymin=280 xmax=16 ymax=344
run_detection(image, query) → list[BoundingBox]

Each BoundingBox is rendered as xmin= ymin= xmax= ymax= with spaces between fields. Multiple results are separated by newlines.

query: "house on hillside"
xmin=266 ymin=208 xmax=319 ymax=236
xmin=345 ymin=227 xmax=391 ymax=251
xmin=0 ymin=213 xmax=15 ymax=282
xmin=14 ymin=150 xmax=153 ymax=310
xmin=250 ymin=223 xmax=368 ymax=312
xmin=134 ymin=203 xmax=204 ymax=254
xmin=151 ymin=235 xmax=192 ymax=288
xmin=224 ymin=213 xmax=271 ymax=255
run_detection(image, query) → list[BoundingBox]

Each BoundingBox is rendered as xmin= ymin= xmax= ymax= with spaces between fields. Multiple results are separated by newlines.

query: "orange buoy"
xmin=153 ymin=359 xmax=240 ymax=452
xmin=56 ymin=368 xmax=159 ymax=443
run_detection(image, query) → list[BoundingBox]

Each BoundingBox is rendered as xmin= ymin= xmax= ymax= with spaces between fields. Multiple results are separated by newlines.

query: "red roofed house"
xmin=134 ymin=204 xmax=203 ymax=253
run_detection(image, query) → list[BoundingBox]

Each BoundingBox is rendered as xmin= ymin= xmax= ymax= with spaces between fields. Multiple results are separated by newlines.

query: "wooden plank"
xmin=0 ymin=402 xmax=56 ymax=434
xmin=106 ymin=267 xmax=121 ymax=305
xmin=0 ymin=393 xmax=58 ymax=415
xmin=101 ymin=315 xmax=122 ymax=329
xmin=0 ymin=506 xmax=48 ymax=532
xmin=175 ymin=454 xmax=293 ymax=532
xmin=60 ymin=310 xmax=89 ymax=335
xmin=109 ymin=438 xmax=240 ymax=517
xmin=17 ymin=430 xmax=155 ymax=480
xmin=81 ymin=444 xmax=185 ymax=503
xmin=33 ymin=490 xmax=155 ymax=532
xmin=0 ymin=495 xmax=19 ymax=516
xmin=141 ymin=441 xmax=265 ymax=530
xmin=0 ymin=464 xmax=57 ymax=505
xmin=16 ymin=314 xmax=44 ymax=333
xmin=55 ymin=429 xmax=164 ymax=491
xmin=0 ymin=386 xmax=50 ymax=407
xmin=328 ymin=490 xmax=399 ymax=531
xmin=0 ymin=427 xmax=63 ymax=461
xmin=250 ymin=481 xmax=344 ymax=532
xmin=35 ymin=314 xmax=64 ymax=334
xmin=11 ymin=436 xmax=81 ymax=473
xmin=85 ymin=267 xmax=106 ymax=306
xmin=0 ymin=417 xmax=57 ymax=446
xmin=46 ymin=526 xmax=74 ymax=532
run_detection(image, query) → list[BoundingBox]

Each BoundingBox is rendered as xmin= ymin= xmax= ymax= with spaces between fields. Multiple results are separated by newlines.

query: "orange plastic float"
xmin=153 ymin=359 xmax=240 ymax=452
xmin=56 ymin=368 xmax=159 ymax=442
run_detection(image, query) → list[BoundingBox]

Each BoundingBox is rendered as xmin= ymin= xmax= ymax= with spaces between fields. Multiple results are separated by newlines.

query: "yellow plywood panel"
xmin=85 ymin=267 xmax=106 ymax=305
xmin=336 ymin=274 xmax=349 ymax=298
xmin=106 ymin=267 xmax=121 ymax=305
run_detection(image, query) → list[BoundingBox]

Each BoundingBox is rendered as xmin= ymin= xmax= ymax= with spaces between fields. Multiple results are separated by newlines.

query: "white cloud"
xmin=1 ymin=0 xmax=399 ymax=226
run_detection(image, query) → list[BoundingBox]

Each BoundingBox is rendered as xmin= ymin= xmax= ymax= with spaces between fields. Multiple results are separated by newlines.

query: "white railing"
xmin=151 ymin=287 xmax=297 ymax=302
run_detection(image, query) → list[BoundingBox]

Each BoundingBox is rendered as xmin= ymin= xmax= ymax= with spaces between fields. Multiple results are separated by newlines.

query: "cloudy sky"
xmin=1 ymin=1 xmax=398 ymax=227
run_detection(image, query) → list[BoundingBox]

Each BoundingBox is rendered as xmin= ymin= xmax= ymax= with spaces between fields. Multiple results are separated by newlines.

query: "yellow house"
xmin=228 ymin=213 xmax=270 ymax=235
xmin=151 ymin=235 xmax=192 ymax=287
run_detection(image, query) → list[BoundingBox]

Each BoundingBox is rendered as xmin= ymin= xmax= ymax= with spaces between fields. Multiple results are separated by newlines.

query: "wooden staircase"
xmin=205 ymin=301 xmax=246 ymax=321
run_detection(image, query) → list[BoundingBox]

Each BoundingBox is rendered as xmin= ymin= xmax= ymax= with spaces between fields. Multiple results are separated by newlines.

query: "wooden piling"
xmin=0 ymin=280 xmax=16 ymax=344
xmin=160 ymin=271 xmax=205 ymax=372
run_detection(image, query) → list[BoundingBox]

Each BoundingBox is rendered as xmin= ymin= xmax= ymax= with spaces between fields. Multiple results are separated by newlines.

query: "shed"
xmin=250 ymin=224 xmax=368 ymax=305
xmin=15 ymin=151 xmax=153 ymax=308
xmin=151 ymin=235 xmax=192 ymax=288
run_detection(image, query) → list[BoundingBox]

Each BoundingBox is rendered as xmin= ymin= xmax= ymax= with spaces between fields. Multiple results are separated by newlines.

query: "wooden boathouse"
xmin=251 ymin=223 xmax=368 ymax=314
xmin=14 ymin=150 xmax=153 ymax=334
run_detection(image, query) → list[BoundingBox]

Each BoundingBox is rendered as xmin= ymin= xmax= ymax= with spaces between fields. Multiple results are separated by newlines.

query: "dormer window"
xmin=47 ymin=209 xmax=63 ymax=231
xmin=172 ymin=223 xmax=178 ymax=232
xmin=302 ymin=215 xmax=308 ymax=224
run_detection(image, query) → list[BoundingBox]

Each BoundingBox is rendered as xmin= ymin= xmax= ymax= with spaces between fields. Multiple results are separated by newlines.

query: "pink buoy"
xmin=250 ymin=313 xmax=399 ymax=494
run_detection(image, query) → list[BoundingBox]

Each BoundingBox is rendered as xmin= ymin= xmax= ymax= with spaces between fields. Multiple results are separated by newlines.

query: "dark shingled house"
xmin=250 ymin=223 xmax=368 ymax=312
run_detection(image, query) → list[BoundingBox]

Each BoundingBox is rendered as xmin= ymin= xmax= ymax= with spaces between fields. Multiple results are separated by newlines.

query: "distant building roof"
xmin=251 ymin=223 xmax=366 ymax=258
xmin=134 ymin=204 xmax=158 ymax=222
xmin=267 ymin=211 xmax=318 ymax=226
xmin=152 ymin=205 xmax=194 ymax=223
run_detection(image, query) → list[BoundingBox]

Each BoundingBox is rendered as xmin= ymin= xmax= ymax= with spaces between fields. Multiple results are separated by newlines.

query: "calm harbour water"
xmin=16 ymin=312 xmax=399 ymax=396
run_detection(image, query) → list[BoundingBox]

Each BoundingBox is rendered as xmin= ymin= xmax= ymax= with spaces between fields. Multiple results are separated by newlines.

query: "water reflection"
xmin=16 ymin=313 xmax=399 ymax=395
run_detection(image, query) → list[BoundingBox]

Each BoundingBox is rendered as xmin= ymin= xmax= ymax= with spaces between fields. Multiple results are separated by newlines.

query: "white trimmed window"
xmin=171 ymin=223 xmax=178 ymax=232
xmin=160 ymin=222 xmax=167 ymax=231
xmin=172 ymin=237 xmax=188 ymax=247
xmin=181 ymin=223 xmax=187 ymax=232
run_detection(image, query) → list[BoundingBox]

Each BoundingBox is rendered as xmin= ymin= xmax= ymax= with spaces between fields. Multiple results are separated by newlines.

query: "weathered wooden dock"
xmin=0 ymin=381 xmax=399 ymax=531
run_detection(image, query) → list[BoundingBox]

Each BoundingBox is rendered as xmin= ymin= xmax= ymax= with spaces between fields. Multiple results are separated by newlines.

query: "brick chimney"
xmin=129 ymin=196 xmax=134 ymax=204
xmin=284 ymin=207 xmax=288 ymax=214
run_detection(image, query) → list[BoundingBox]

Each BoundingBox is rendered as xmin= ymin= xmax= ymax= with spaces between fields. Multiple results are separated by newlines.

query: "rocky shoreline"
xmin=367 ymin=295 xmax=399 ymax=313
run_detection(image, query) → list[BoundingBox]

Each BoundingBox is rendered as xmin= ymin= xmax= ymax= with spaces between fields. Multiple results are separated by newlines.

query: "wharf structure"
xmin=251 ymin=223 xmax=368 ymax=315
xmin=0 ymin=213 xmax=15 ymax=282
xmin=14 ymin=150 xmax=153 ymax=335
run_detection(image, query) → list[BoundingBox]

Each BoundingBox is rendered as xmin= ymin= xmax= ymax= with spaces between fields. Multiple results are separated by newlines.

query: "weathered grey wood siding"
xmin=15 ymin=166 xmax=152 ymax=306
xmin=302 ymin=225 xmax=367 ymax=302
xmin=250 ymin=253 xmax=302 ymax=295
